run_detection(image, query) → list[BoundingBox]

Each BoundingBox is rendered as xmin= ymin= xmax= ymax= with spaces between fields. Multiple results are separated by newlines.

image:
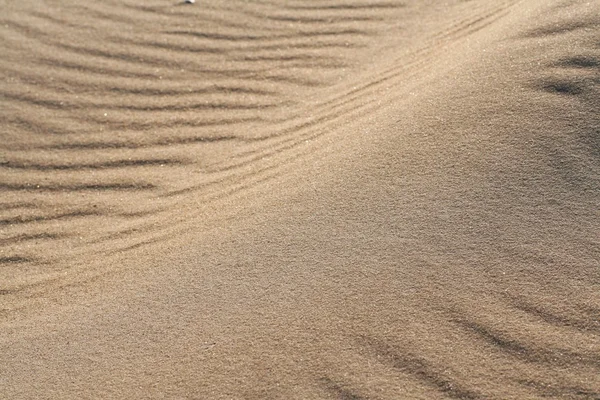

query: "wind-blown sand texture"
xmin=1 ymin=0 xmax=599 ymax=398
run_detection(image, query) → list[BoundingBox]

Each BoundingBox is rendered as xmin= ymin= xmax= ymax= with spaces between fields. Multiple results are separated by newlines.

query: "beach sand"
xmin=1 ymin=0 xmax=599 ymax=398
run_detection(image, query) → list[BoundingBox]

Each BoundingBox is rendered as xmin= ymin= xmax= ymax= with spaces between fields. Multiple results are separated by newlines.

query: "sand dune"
xmin=1 ymin=0 xmax=599 ymax=398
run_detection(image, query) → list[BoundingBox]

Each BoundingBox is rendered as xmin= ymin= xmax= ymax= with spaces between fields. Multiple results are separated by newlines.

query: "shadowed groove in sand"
xmin=578 ymin=305 xmax=600 ymax=322
xmin=505 ymin=294 xmax=600 ymax=334
xmin=357 ymin=336 xmax=481 ymax=399
xmin=67 ymin=4 xmax=136 ymax=25
xmin=454 ymin=318 xmax=600 ymax=368
xmin=540 ymin=80 xmax=588 ymax=95
xmin=1 ymin=89 xmax=288 ymax=112
xmin=102 ymin=235 xmax=169 ymax=256
xmin=537 ymin=55 xmax=599 ymax=97
xmin=34 ymin=57 xmax=169 ymax=80
xmin=319 ymin=377 xmax=366 ymax=400
xmin=517 ymin=379 xmax=600 ymax=399
xmin=26 ymin=10 xmax=83 ymax=29
xmin=123 ymin=36 xmax=366 ymax=54
xmin=432 ymin=3 xmax=513 ymax=40
xmin=0 ymin=233 xmax=67 ymax=246
xmin=556 ymin=56 xmax=600 ymax=69
xmin=38 ymin=134 xmax=242 ymax=151
xmin=284 ymin=2 xmax=405 ymax=11
xmin=0 ymin=256 xmax=33 ymax=264
xmin=521 ymin=19 xmax=598 ymax=38
xmin=261 ymin=14 xmax=386 ymax=23
xmin=3 ymin=115 xmax=69 ymax=136
xmin=0 ymin=202 xmax=39 ymax=211
xmin=164 ymin=28 xmax=372 ymax=41
xmin=0 ymin=210 xmax=103 ymax=226
xmin=0 ymin=117 xmax=259 ymax=145
xmin=0 ymin=159 xmax=186 ymax=171
xmin=103 ymin=84 xmax=279 ymax=97
xmin=0 ymin=183 xmax=156 ymax=192
xmin=96 ymin=224 xmax=162 ymax=242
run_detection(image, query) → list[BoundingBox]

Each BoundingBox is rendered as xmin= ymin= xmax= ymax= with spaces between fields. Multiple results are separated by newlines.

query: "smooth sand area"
xmin=1 ymin=0 xmax=599 ymax=398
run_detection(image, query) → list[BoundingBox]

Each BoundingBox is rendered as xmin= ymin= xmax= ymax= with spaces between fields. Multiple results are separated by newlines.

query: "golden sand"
xmin=1 ymin=0 xmax=599 ymax=398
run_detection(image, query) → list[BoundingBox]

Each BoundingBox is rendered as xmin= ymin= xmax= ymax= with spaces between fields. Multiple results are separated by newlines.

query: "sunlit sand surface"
xmin=1 ymin=0 xmax=599 ymax=398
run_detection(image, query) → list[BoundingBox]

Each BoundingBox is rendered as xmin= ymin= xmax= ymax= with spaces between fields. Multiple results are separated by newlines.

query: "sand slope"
xmin=1 ymin=0 xmax=599 ymax=398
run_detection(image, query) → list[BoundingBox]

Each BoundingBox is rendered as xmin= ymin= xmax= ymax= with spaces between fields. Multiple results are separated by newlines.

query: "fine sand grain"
xmin=1 ymin=0 xmax=599 ymax=398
